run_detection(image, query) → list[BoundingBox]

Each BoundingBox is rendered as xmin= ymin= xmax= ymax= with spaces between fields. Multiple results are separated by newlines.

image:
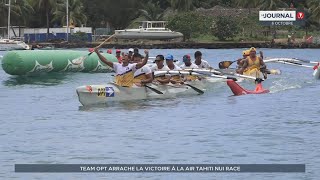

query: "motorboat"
xmin=115 ymin=21 xmax=183 ymax=40
xmin=0 ymin=37 xmax=30 ymax=51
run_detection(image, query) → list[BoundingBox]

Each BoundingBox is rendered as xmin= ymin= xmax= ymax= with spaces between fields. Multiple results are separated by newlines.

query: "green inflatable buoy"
xmin=1 ymin=50 xmax=118 ymax=75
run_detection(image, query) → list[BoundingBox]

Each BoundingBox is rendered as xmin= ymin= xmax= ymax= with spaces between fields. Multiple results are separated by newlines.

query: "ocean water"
xmin=0 ymin=49 xmax=319 ymax=179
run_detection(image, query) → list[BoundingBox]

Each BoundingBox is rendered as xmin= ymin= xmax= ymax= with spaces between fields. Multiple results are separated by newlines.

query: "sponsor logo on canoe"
xmin=28 ymin=60 xmax=54 ymax=73
xmin=86 ymin=86 xmax=93 ymax=93
xmin=97 ymin=87 xmax=115 ymax=97
xmin=91 ymin=60 xmax=113 ymax=73
xmin=62 ymin=59 xmax=85 ymax=72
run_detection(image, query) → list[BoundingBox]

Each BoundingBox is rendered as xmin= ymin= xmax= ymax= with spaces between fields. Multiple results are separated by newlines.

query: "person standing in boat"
xmin=238 ymin=47 xmax=267 ymax=76
xmin=94 ymin=48 xmax=149 ymax=87
xmin=151 ymin=55 xmax=171 ymax=84
xmin=194 ymin=51 xmax=212 ymax=69
xmin=132 ymin=53 xmax=153 ymax=86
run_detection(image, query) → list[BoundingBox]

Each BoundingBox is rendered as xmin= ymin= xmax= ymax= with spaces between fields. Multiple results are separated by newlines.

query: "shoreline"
xmin=34 ymin=41 xmax=320 ymax=49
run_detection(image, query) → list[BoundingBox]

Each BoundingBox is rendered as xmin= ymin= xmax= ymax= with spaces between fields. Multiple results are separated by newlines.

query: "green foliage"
xmin=70 ymin=31 xmax=88 ymax=42
xmin=52 ymin=0 xmax=87 ymax=26
xmin=139 ymin=1 xmax=164 ymax=21
xmin=211 ymin=16 xmax=240 ymax=40
xmin=167 ymin=12 xmax=212 ymax=41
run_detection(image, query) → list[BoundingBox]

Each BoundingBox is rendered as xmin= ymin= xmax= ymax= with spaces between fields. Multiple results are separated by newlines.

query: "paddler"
xmin=238 ymin=47 xmax=267 ymax=77
xmin=151 ymin=55 xmax=171 ymax=84
xmin=180 ymin=55 xmax=200 ymax=81
xmin=166 ymin=54 xmax=183 ymax=84
xmin=180 ymin=55 xmax=199 ymax=69
xmin=132 ymin=53 xmax=153 ymax=86
xmin=194 ymin=51 xmax=212 ymax=69
xmin=94 ymin=48 xmax=149 ymax=87
xmin=115 ymin=49 xmax=122 ymax=63
xmin=128 ymin=48 xmax=134 ymax=62
xmin=236 ymin=50 xmax=250 ymax=73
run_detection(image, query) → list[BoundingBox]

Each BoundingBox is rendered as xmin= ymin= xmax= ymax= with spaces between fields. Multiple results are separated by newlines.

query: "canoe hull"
xmin=76 ymin=81 xmax=207 ymax=106
xmin=243 ymin=68 xmax=264 ymax=79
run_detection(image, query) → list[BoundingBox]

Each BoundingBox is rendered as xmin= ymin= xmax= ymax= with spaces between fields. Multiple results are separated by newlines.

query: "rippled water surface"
xmin=0 ymin=49 xmax=319 ymax=179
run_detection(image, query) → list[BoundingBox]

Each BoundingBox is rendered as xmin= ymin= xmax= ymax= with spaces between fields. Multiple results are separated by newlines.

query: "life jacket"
xmin=245 ymin=56 xmax=261 ymax=72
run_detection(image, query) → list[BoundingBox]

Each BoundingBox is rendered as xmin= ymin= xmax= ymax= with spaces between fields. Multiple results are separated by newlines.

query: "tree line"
xmin=0 ymin=0 xmax=319 ymax=40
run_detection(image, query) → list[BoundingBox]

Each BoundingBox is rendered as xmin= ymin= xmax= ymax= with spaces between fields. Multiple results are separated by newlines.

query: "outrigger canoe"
xmin=227 ymin=79 xmax=269 ymax=96
xmin=76 ymin=80 xmax=207 ymax=106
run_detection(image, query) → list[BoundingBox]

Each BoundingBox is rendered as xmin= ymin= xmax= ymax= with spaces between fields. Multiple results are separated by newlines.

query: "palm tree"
xmin=0 ymin=0 xmax=33 ymax=37
xmin=259 ymin=0 xmax=288 ymax=10
xmin=307 ymin=0 xmax=320 ymax=25
xmin=139 ymin=1 xmax=164 ymax=21
xmin=52 ymin=0 xmax=87 ymax=26
xmin=30 ymin=0 xmax=60 ymax=40
xmin=169 ymin=0 xmax=194 ymax=11
xmin=10 ymin=0 xmax=34 ymax=25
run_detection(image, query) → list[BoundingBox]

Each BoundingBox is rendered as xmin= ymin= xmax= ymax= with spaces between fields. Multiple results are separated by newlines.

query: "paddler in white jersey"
xmin=180 ymin=55 xmax=199 ymax=69
xmin=194 ymin=51 xmax=212 ymax=69
xmin=180 ymin=55 xmax=201 ymax=81
xmin=165 ymin=54 xmax=183 ymax=84
xmin=132 ymin=52 xmax=153 ymax=86
xmin=151 ymin=55 xmax=171 ymax=84
xmin=94 ymin=48 xmax=149 ymax=87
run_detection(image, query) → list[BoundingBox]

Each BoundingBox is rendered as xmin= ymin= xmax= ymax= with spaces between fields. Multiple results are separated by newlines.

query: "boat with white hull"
xmin=0 ymin=38 xmax=30 ymax=51
xmin=115 ymin=21 xmax=183 ymax=40
xmin=76 ymin=80 xmax=211 ymax=106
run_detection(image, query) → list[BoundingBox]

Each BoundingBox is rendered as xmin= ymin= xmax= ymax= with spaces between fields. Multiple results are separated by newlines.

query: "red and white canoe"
xmin=227 ymin=79 xmax=269 ymax=96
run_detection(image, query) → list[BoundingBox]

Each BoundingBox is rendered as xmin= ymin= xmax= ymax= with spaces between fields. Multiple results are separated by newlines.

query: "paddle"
xmin=277 ymin=61 xmax=314 ymax=68
xmin=71 ymin=34 xmax=115 ymax=65
xmin=184 ymin=84 xmax=204 ymax=94
xmin=144 ymin=84 xmax=163 ymax=94
xmin=218 ymin=60 xmax=237 ymax=69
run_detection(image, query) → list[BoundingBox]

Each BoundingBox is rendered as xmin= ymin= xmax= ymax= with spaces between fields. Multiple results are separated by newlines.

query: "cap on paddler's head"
xmin=243 ymin=50 xmax=250 ymax=56
xmin=166 ymin=54 xmax=174 ymax=60
xmin=107 ymin=49 xmax=112 ymax=54
xmin=183 ymin=55 xmax=191 ymax=62
xmin=249 ymin=47 xmax=256 ymax=52
xmin=116 ymin=49 xmax=121 ymax=53
xmin=128 ymin=48 xmax=134 ymax=53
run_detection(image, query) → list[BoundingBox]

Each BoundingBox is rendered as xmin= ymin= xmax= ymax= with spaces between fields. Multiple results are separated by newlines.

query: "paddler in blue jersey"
xmin=94 ymin=48 xmax=149 ymax=87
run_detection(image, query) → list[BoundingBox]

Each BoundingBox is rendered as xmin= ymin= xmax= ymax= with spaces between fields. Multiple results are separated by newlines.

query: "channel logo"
xmin=297 ymin=12 xmax=304 ymax=19
xmin=259 ymin=11 xmax=296 ymax=21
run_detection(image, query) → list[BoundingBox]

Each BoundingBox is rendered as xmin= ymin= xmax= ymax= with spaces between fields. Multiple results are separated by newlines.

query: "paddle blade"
xmin=269 ymin=69 xmax=281 ymax=75
xmin=255 ymin=78 xmax=264 ymax=84
xmin=218 ymin=61 xmax=233 ymax=69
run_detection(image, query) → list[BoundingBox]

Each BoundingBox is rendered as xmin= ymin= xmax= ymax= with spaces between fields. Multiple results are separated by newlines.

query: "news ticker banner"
xmin=259 ymin=11 xmax=305 ymax=26
xmin=15 ymin=164 xmax=305 ymax=173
